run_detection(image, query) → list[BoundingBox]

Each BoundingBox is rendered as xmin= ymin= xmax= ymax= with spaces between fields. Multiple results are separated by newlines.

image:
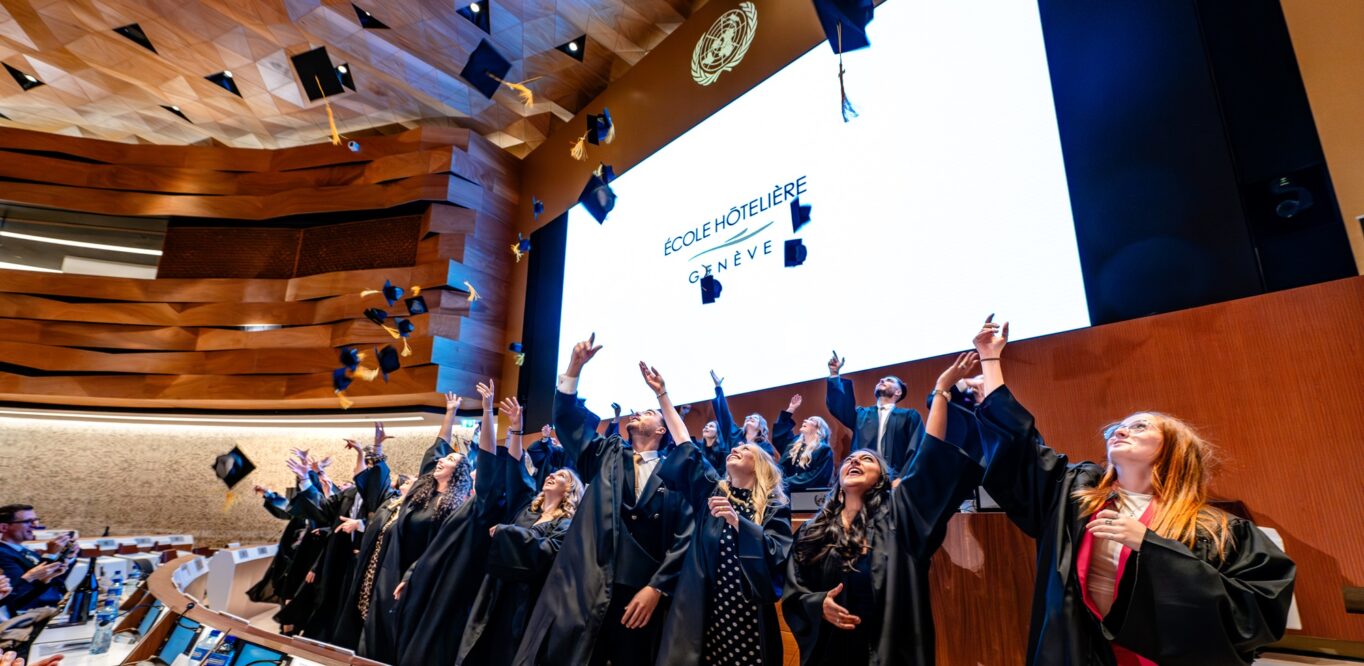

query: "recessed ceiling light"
xmin=223 ymin=70 xmax=232 ymax=78
xmin=0 ymin=230 xmax=162 ymax=256
xmin=456 ymin=1 xmax=490 ymax=33
xmin=556 ymin=36 xmax=587 ymax=62
xmin=337 ymin=65 xmax=348 ymax=74
xmin=470 ymin=2 xmax=481 ymax=12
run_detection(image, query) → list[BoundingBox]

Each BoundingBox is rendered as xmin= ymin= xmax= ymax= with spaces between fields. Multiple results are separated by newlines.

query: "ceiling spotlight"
xmin=23 ymin=74 xmax=36 ymax=82
xmin=223 ymin=70 xmax=233 ymax=78
xmin=556 ymin=36 xmax=587 ymax=61
xmin=568 ymin=42 xmax=578 ymax=52
xmin=337 ymin=64 xmax=348 ymax=74
xmin=171 ymin=105 xmax=180 ymax=111
xmin=470 ymin=2 xmax=481 ymax=12
xmin=456 ymin=1 xmax=490 ymax=33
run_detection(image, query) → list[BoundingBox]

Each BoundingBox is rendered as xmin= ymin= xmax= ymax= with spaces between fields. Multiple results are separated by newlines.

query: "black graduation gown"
xmin=714 ymin=384 xmax=777 ymax=459
xmin=247 ymin=492 xmax=307 ymax=604
xmin=525 ymin=437 xmax=568 ymax=490
xmin=512 ymin=388 xmax=695 ymax=666
xmin=772 ymin=410 xmax=836 ymax=491
xmin=826 ymin=376 xmax=925 ymax=476
xmin=359 ymin=436 xmax=456 ymax=663
xmin=301 ymin=485 xmax=363 ymax=641
xmin=458 ymin=449 xmax=570 ymax=665
xmin=973 ymin=386 xmax=1296 ymax=666
xmin=393 ymin=444 xmax=503 ymax=666
xmin=781 ymin=434 xmax=981 ymax=666
xmin=333 ymin=489 xmax=401 ymax=650
xmin=655 ymin=440 xmax=793 ymax=666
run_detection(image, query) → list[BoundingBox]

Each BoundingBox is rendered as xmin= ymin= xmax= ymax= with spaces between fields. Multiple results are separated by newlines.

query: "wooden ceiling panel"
xmin=0 ymin=0 xmax=699 ymax=152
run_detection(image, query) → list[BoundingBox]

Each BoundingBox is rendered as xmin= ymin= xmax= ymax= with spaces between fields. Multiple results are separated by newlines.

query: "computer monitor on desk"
xmin=156 ymin=616 xmax=202 ymax=664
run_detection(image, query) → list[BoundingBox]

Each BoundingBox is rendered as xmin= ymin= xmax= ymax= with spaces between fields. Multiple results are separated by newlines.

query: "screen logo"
xmin=691 ymin=2 xmax=758 ymax=86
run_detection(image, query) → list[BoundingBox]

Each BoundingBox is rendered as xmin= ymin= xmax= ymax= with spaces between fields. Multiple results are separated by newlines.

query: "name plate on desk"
xmin=791 ymin=489 xmax=831 ymax=512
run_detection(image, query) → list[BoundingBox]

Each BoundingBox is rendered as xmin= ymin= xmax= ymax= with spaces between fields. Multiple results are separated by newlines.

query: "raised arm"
xmin=977 ymin=314 xmax=1007 ymax=398
xmin=438 ymin=390 xmax=461 ymax=444
xmin=421 ymin=394 xmax=461 ymax=476
xmin=926 ymin=352 xmax=978 ymax=443
xmin=771 ymin=394 xmax=801 ymax=456
xmin=346 ymin=437 xmax=367 ymax=479
xmin=710 ymin=370 xmax=742 ymax=447
xmin=498 ymin=397 xmax=538 ymax=513
xmin=824 ymin=350 xmax=857 ymax=430
xmin=642 ymin=362 xmax=692 ymax=445
xmin=553 ymin=333 xmax=606 ymax=475
xmin=475 ymin=380 xmax=497 ymax=456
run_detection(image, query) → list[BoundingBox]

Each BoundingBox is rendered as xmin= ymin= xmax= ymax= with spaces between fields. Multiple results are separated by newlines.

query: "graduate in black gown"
xmin=393 ymin=380 xmax=508 ymax=666
xmin=825 ymin=352 xmax=925 ymax=477
xmin=514 ymin=333 xmax=694 ymax=666
xmin=246 ymin=483 xmax=308 ymax=604
xmin=711 ymin=369 xmax=777 ymax=459
xmin=332 ymin=459 xmax=412 ymax=651
xmin=274 ymin=452 xmax=338 ymax=634
xmin=646 ymin=363 xmax=794 ymax=666
xmin=782 ymin=353 xmax=984 ymax=666
xmin=524 ymin=424 xmax=568 ymax=490
xmin=966 ymin=316 xmax=1295 ymax=666
xmin=458 ymin=395 xmax=584 ymax=665
xmin=770 ymin=393 xmax=836 ymax=492
xmin=359 ymin=392 xmax=473 ymax=663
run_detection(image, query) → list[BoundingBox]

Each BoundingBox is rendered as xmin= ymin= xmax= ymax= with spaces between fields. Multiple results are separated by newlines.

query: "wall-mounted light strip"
xmin=0 ymin=230 xmax=163 ymax=256
xmin=0 ymin=409 xmax=428 ymax=425
xmin=0 ymin=260 xmax=61 ymax=273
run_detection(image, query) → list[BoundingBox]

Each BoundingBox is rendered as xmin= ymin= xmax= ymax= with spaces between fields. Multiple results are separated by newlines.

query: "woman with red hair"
xmin=969 ymin=316 xmax=1295 ymax=666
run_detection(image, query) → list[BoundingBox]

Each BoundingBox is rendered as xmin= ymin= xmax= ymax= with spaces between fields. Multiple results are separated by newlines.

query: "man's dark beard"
xmin=874 ymin=388 xmax=893 ymax=400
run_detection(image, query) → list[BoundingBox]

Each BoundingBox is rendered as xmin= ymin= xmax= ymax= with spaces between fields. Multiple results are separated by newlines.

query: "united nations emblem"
xmin=691 ymin=2 xmax=758 ymax=86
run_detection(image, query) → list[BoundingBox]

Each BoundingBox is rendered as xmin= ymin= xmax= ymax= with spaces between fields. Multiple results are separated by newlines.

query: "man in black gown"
xmin=825 ymin=351 xmax=925 ymax=478
xmin=514 ymin=334 xmax=694 ymax=666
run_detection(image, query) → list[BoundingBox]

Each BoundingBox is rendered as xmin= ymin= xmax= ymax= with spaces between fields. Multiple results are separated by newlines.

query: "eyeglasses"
xmin=5 ymin=518 xmax=40 ymax=525
xmin=1102 ymin=420 xmax=1153 ymax=440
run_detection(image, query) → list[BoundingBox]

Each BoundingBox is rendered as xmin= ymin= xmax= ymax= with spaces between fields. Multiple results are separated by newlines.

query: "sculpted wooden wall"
xmin=673 ymin=276 xmax=1364 ymax=647
xmin=0 ymin=125 xmax=520 ymax=410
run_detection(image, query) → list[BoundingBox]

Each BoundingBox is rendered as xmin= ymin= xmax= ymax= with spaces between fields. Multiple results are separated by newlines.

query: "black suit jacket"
xmin=825 ymin=376 xmax=925 ymax=476
xmin=0 ymin=543 xmax=68 ymax=612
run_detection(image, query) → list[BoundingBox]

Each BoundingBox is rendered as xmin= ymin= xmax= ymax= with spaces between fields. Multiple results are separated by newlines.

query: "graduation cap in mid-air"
xmin=532 ymin=197 xmax=544 ymax=221
xmin=578 ymin=165 xmax=617 ymax=224
xmin=459 ymin=38 xmax=512 ymax=100
xmin=211 ymin=446 xmax=256 ymax=489
xmin=586 ymin=108 xmax=615 ymax=146
xmin=784 ymin=239 xmax=808 ymax=267
xmin=511 ymin=233 xmax=531 ymax=262
xmin=364 ymin=308 xmax=389 ymax=326
xmin=790 ymin=197 xmax=812 ymax=232
xmin=700 ymin=273 xmax=722 ymax=304
xmin=339 ymin=347 xmax=363 ymax=370
xmin=812 ymin=0 xmax=874 ymax=53
xmin=394 ymin=317 xmax=414 ymax=356
xmin=374 ymin=345 xmax=401 ymax=382
xmin=405 ymin=295 xmax=428 ymax=316
xmin=509 ymin=341 xmax=525 ymax=366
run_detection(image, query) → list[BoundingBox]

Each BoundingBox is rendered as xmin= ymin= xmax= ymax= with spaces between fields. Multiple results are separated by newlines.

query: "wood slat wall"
xmin=0 ymin=126 xmax=519 ymax=411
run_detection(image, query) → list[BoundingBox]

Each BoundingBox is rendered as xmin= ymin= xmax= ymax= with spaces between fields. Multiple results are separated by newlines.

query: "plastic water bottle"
xmin=89 ymin=596 xmax=117 ymax=654
xmin=109 ymin=573 xmax=125 ymax=601
xmin=189 ymin=629 xmax=222 ymax=663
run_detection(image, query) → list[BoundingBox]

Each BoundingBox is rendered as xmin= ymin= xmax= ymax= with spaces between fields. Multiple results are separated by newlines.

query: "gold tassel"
xmin=337 ymin=392 xmax=354 ymax=409
xmin=514 ymin=352 xmax=525 ymax=367
xmin=354 ymin=366 xmax=379 ymax=382
xmin=360 ymin=289 xmax=380 ymax=298
xmin=510 ymin=242 xmax=524 ymax=263
xmin=410 ymin=286 xmax=421 ymax=297
xmin=837 ymin=24 xmax=858 ymax=123
xmin=381 ymin=324 xmax=400 ymax=339
xmin=315 ymin=76 xmax=342 ymax=145
xmin=464 ymin=281 xmax=480 ymax=302
xmin=487 ymin=74 xmax=542 ymax=106
xmin=570 ymin=135 xmax=587 ymax=161
xmin=604 ymin=121 xmax=616 ymax=145
xmin=400 ymin=338 xmax=412 ymax=357
xmin=222 ymin=490 xmax=238 ymax=512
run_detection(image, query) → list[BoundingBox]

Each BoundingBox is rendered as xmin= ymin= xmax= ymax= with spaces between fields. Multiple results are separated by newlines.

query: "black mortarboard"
xmin=578 ymin=171 xmax=617 ymax=224
xmin=586 ymin=107 xmax=615 ymax=145
xmin=405 ymin=295 xmax=428 ymax=316
xmin=374 ymin=345 xmax=401 ymax=381
xmin=784 ymin=238 xmax=808 ymax=267
xmin=598 ymin=163 xmax=616 ymax=183
xmin=211 ymin=446 xmax=256 ymax=489
xmin=700 ymin=273 xmax=722 ymax=304
xmin=395 ymin=318 xmax=414 ymax=337
xmin=516 ymin=234 xmax=531 ymax=255
xmin=460 ymin=39 xmax=512 ymax=100
xmin=790 ymin=197 xmax=812 ymax=232
xmin=812 ymin=0 xmax=874 ymax=53
xmin=364 ymin=308 xmax=389 ymax=326
xmin=381 ymin=280 xmax=404 ymax=306
xmin=532 ymin=197 xmax=544 ymax=220
xmin=508 ymin=341 xmax=523 ymax=354
xmin=333 ymin=367 xmax=353 ymax=392
xmin=339 ymin=347 xmax=362 ymax=370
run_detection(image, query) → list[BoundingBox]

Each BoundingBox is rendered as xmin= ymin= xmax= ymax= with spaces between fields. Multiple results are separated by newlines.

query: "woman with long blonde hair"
xmin=771 ymin=393 xmax=835 ymax=491
xmin=641 ymin=362 xmax=793 ymax=666
xmin=458 ymin=394 xmax=585 ymax=665
xmin=969 ymin=316 xmax=1294 ymax=665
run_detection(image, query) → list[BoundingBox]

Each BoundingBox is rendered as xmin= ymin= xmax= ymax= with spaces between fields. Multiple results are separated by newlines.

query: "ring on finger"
xmin=1104 ymin=518 xmax=1113 ymax=526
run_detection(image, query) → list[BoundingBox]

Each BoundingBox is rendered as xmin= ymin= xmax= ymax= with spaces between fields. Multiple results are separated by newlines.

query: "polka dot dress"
xmin=703 ymin=487 xmax=763 ymax=665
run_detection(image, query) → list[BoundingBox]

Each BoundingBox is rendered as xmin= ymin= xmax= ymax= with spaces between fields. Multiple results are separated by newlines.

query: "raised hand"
xmin=373 ymin=422 xmax=396 ymax=449
xmin=936 ymin=352 xmax=980 ymax=392
xmin=343 ymin=439 xmax=361 ymax=453
xmin=444 ymin=391 xmax=461 ymax=412
xmin=639 ymin=362 xmax=666 ymax=397
xmin=828 ymin=350 xmax=845 ymax=376
xmin=566 ymin=332 xmax=603 ymax=377
xmin=973 ymin=314 xmax=1009 ymax=358
xmin=709 ymin=369 xmax=724 ymax=387
xmin=476 ymin=380 xmax=495 ymax=410
xmin=317 ymin=456 xmax=334 ymax=471
xmin=252 ymin=484 xmax=269 ymax=496
xmin=611 ymin=402 xmax=622 ymax=418
xmin=285 ymin=458 xmax=309 ymax=480
xmin=499 ymin=396 xmax=523 ymax=428
xmin=787 ymin=393 xmax=803 ymax=414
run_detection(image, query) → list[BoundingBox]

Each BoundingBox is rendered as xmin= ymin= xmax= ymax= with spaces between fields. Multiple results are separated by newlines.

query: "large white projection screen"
xmin=558 ymin=0 xmax=1089 ymax=415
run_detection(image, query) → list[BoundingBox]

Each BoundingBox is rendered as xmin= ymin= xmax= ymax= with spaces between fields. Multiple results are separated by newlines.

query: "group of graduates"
xmin=247 ymin=317 xmax=1297 ymax=666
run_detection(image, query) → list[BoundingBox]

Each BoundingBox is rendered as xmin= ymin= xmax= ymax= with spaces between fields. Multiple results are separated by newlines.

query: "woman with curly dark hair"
xmin=358 ymin=391 xmax=475 ymax=663
xmin=781 ymin=353 xmax=984 ymax=666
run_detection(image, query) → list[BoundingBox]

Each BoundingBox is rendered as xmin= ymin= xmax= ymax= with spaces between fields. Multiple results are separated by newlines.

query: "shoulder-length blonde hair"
xmin=1072 ymin=412 xmax=1231 ymax=556
xmin=530 ymin=468 xmax=585 ymax=523
xmin=789 ymin=417 xmax=830 ymax=468
xmin=718 ymin=443 xmax=788 ymax=522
